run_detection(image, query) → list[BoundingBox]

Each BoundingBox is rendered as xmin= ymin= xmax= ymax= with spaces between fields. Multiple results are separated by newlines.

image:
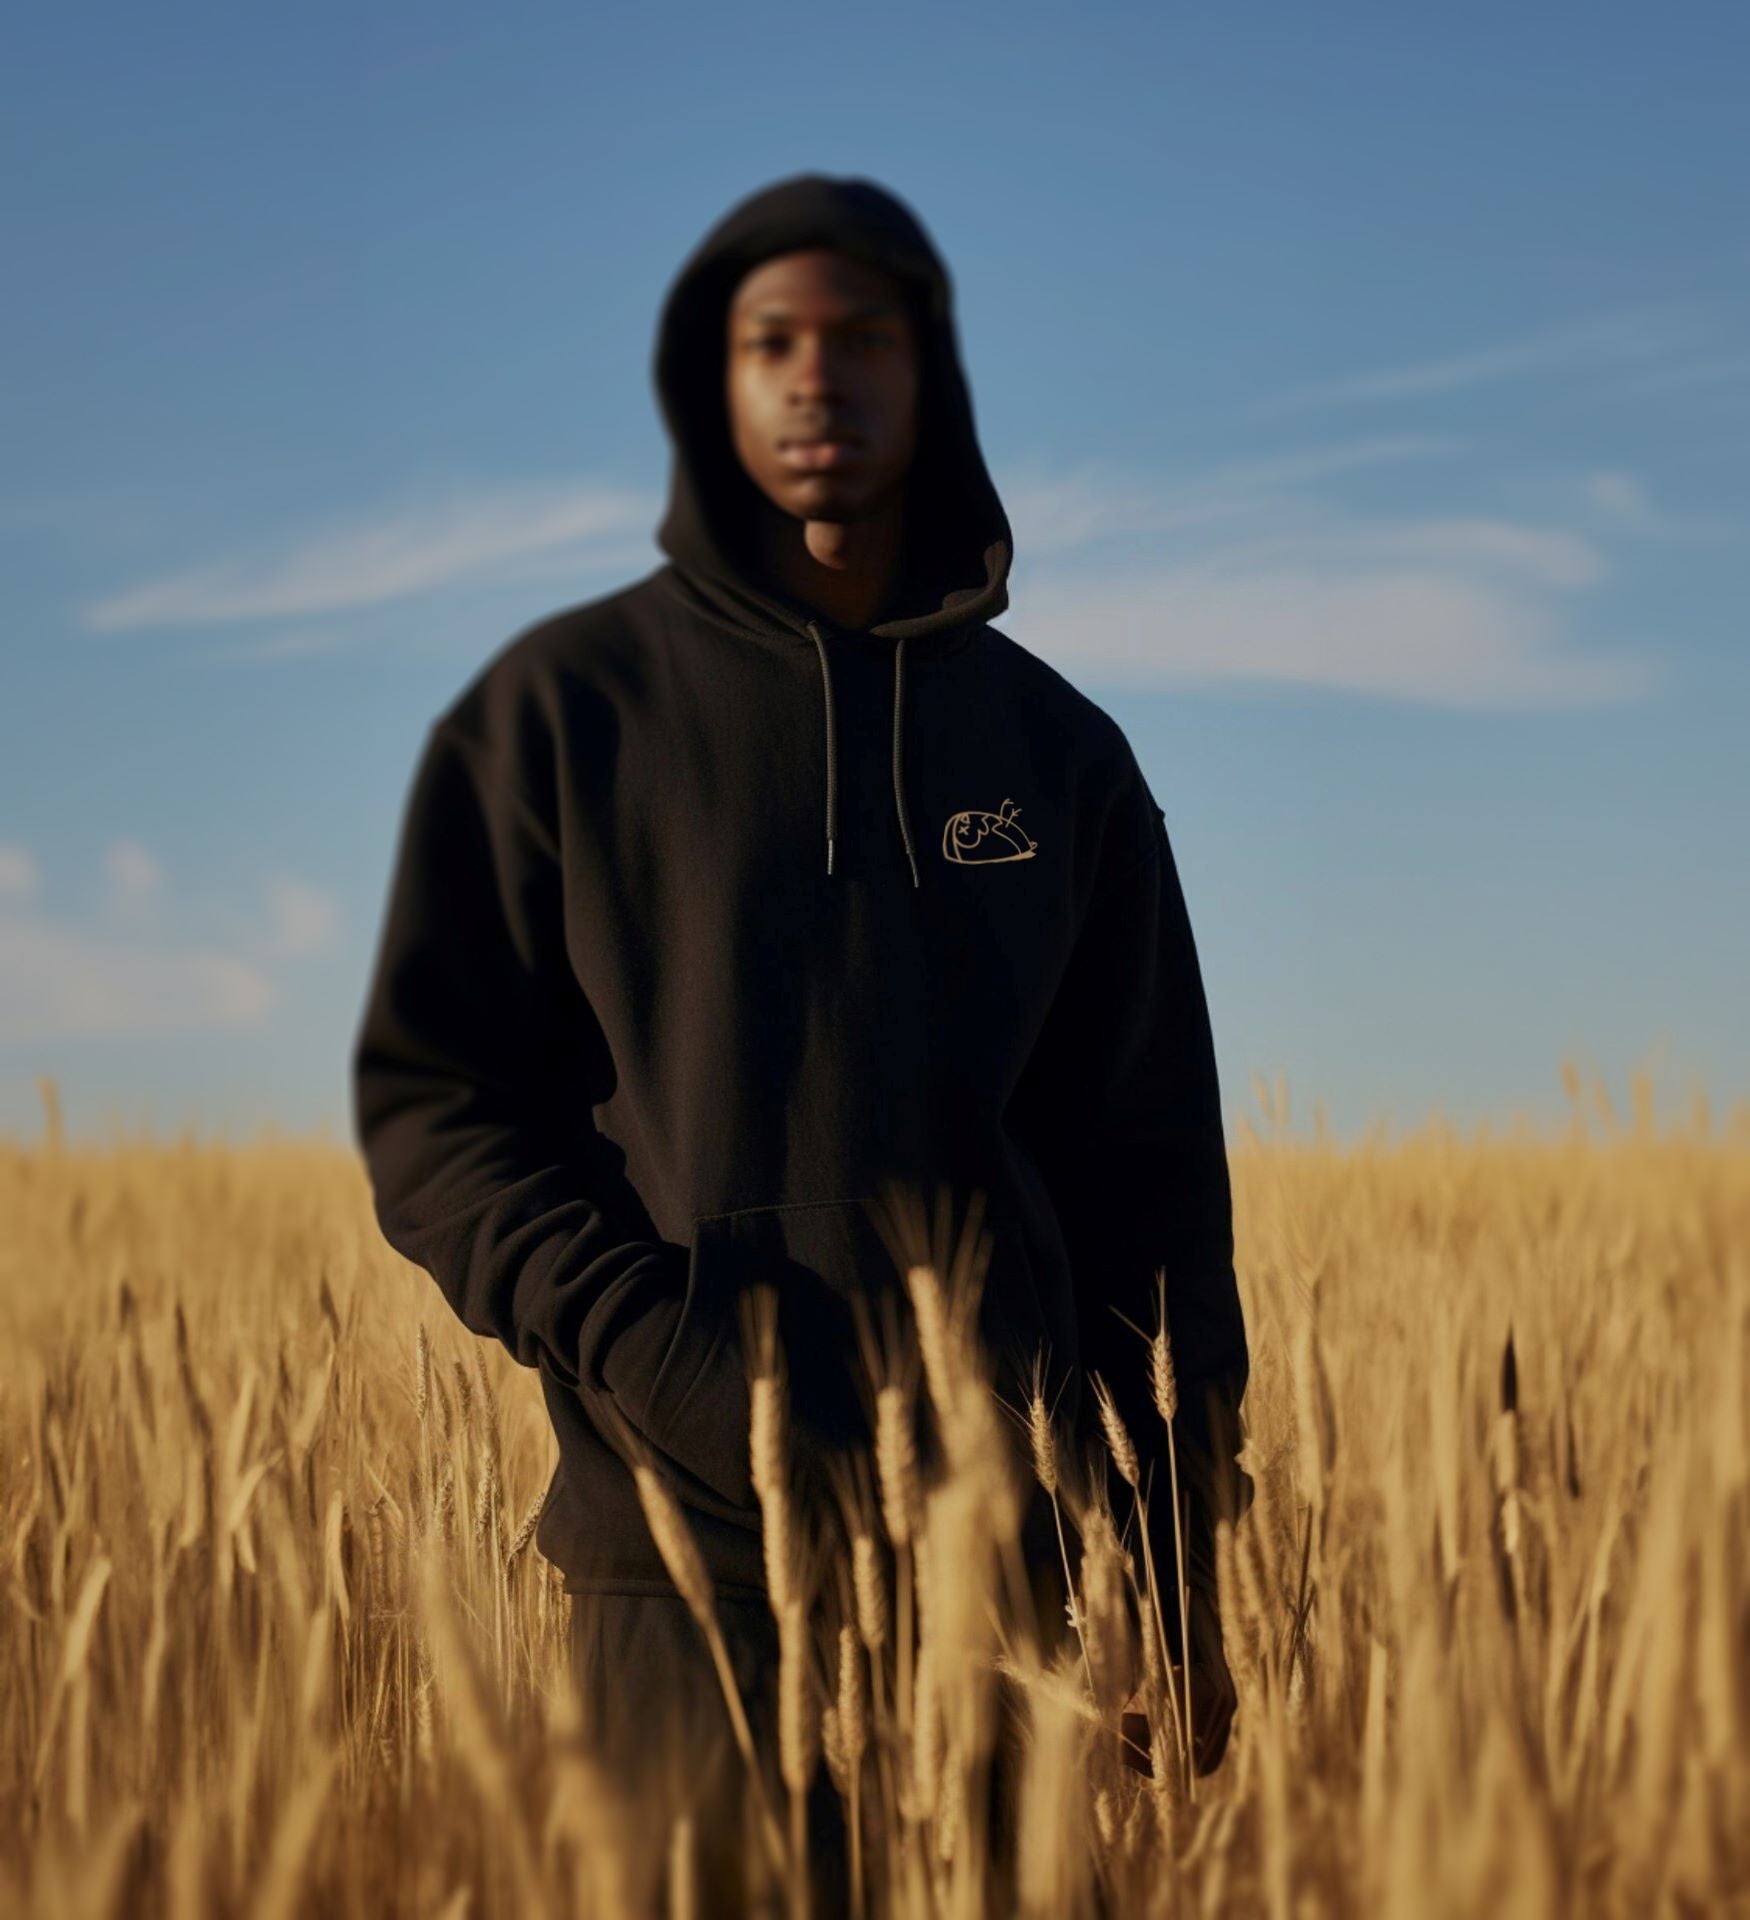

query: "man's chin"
xmin=785 ymin=487 xmax=865 ymax=524
xmin=782 ymin=471 xmax=906 ymax=522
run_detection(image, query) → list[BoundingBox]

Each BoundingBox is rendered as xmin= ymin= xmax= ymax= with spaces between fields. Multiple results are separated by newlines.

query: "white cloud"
xmin=1258 ymin=305 xmax=1707 ymax=415
xmin=104 ymin=837 xmax=164 ymax=913
xmin=0 ymin=918 xmax=277 ymax=1046
xmin=1578 ymin=468 xmax=1737 ymax=547
xmin=1017 ymin=563 xmax=1651 ymax=709
xmin=205 ymin=624 xmax=367 ymax=663
xmin=75 ymin=434 xmax=1664 ymax=710
xmin=1159 ymin=515 xmax=1605 ymax=592
xmin=0 ymin=847 xmax=338 ymax=1048
xmin=1612 ymin=348 xmax=1750 ymax=401
xmin=1585 ymin=470 xmax=1652 ymax=525
xmin=81 ymin=479 xmax=657 ymax=633
xmin=262 ymin=875 xmax=341 ymax=958
xmin=0 ymin=844 xmax=37 ymax=901
xmin=1008 ymin=460 xmax=1650 ymax=708
xmin=1006 ymin=437 xmax=1459 ymax=556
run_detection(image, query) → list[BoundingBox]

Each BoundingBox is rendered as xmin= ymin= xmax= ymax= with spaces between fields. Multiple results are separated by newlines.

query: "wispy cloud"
xmin=202 ymin=624 xmax=369 ymax=664
xmin=1018 ymin=562 xmax=1650 ymax=708
xmin=1198 ymin=516 xmax=1604 ymax=590
xmin=1610 ymin=347 xmax=1750 ymax=402
xmin=0 ymin=844 xmax=38 ymax=901
xmin=1256 ymin=304 xmax=1707 ymax=416
xmin=0 ymin=918 xmax=278 ymax=1046
xmin=1008 ymin=452 xmax=1653 ymax=709
xmin=1586 ymin=470 xmax=1653 ymax=524
xmin=0 ymin=842 xmax=341 ymax=1047
xmin=82 ymin=479 xmax=657 ymax=633
xmin=85 ymin=440 xmax=1457 ymax=637
xmin=262 ymin=875 xmax=342 ymax=959
xmin=1005 ymin=437 xmax=1460 ymax=555
xmin=104 ymin=837 xmax=164 ymax=914
xmin=80 ymin=435 xmax=1664 ymax=709
xmin=1580 ymin=467 xmax=1739 ymax=546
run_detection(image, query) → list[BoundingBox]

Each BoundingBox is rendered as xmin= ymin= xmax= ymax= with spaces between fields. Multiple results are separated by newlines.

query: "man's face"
xmin=723 ymin=248 xmax=920 ymax=525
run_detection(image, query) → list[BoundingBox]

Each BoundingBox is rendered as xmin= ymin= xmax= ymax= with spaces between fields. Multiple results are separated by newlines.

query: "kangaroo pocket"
xmin=717 ymin=1190 xmax=1063 ymax=1453
xmin=679 ymin=1194 xmax=901 ymax=1457
xmin=641 ymin=1182 xmax=1072 ymax=1509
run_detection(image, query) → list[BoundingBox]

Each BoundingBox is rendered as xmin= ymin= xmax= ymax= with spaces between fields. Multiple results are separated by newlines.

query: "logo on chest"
xmin=942 ymin=797 xmax=1039 ymax=865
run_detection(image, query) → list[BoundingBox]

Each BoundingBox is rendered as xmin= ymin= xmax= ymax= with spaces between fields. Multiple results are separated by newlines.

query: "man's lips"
xmin=778 ymin=436 xmax=862 ymax=471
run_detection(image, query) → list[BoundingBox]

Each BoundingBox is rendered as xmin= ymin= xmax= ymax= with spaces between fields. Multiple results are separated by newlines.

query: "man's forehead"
xmin=728 ymin=249 xmax=910 ymax=317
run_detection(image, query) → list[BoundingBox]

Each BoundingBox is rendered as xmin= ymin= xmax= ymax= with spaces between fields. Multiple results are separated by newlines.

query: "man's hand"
xmin=1120 ymin=1583 xmax=1239 ymax=1778
xmin=597 ymin=1266 xmax=758 ymax=1512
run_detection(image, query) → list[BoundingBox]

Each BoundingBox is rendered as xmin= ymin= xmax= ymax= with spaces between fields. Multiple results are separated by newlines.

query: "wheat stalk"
xmin=1092 ymin=1372 xmax=1141 ymax=1494
xmin=1148 ymin=1282 xmax=1195 ymax=1798
xmin=751 ymin=1371 xmax=797 ymax=1615
xmin=852 ymin=1532 xmax=887 ymax=1651
xmin=875 ymin=1383 xmax=919 ymax=1550
xmin=778 ymin=1592 xmax=816 ymax=1906
xmin=838 ymin=1618 xmax=868 ymax=1919
xmin=506 ymin=1488 xmax=544 ymax=1563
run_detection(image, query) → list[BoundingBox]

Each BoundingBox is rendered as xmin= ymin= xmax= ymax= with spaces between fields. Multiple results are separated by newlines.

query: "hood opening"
xmin=651 ymin=171 xmax=1013 ymax=648
xmin=650 ymin=173 xmax=1013 ymax=888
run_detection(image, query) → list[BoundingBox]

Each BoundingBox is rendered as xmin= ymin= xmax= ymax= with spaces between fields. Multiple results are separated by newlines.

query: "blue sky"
xmin=3 ymin=2 xmax=1746 ymax=1146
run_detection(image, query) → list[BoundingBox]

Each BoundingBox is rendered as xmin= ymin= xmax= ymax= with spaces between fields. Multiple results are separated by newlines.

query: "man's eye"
xmin=746 ymin=331 xmax=890 ymax=352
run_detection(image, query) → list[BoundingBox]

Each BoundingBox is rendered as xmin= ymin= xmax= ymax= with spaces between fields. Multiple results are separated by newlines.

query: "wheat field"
xmin=2 ymin=1065 xmax=1746 ymax=1919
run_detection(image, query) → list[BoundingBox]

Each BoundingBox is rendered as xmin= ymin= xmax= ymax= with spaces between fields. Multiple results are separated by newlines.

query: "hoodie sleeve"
xmin=351 ymin=714 xmax=734 ymax=1475
xmin=1012 ymin=763 xmax=1253 ymax=1618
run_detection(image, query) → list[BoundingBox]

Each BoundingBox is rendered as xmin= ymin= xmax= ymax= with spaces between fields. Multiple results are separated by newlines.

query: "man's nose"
xmin=787 ymin=336 xmax=850 ymax=396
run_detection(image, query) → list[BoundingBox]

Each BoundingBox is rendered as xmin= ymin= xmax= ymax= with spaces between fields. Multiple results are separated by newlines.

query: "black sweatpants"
xmin=569 ymin=1590 xmax=849 ymax=1918
xmin=568 ymin=1550 xmax=1070 ymax=1917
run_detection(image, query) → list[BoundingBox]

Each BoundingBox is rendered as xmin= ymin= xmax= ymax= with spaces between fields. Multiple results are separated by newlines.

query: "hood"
xmin=649 ymin=172 xmax=1015 ymax=887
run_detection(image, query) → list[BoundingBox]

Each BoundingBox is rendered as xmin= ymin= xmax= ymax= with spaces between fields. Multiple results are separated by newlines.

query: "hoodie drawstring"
xmin=806 ymin=620 xmax=839 ymax=875
xmin=891 ymin=635 xmax=920 ymax=888
xmin=805 ymin=620 xmax=921 ymax=889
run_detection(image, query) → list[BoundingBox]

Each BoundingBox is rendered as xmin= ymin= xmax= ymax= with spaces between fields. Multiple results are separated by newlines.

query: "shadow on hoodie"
xmin=350 ymin=171 xmax=1252 ymax=1605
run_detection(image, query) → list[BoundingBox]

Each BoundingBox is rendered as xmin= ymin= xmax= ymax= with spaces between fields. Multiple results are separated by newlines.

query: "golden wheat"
xmin=1 ymin=1070 xmax=1745 ymax=1915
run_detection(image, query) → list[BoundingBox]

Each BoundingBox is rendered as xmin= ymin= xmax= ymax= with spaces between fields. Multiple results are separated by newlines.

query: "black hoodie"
xmin=351 ymin=172 xmax=1251 ymax=1606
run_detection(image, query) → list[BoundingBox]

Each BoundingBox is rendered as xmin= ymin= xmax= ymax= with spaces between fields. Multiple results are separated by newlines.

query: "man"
xmin=352 ymin=170 xmax=1252 ymax=1879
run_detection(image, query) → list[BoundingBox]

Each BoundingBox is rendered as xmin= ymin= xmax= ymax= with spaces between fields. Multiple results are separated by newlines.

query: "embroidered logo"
xmin=942 ymin=797 xmax=1039 ymax=864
